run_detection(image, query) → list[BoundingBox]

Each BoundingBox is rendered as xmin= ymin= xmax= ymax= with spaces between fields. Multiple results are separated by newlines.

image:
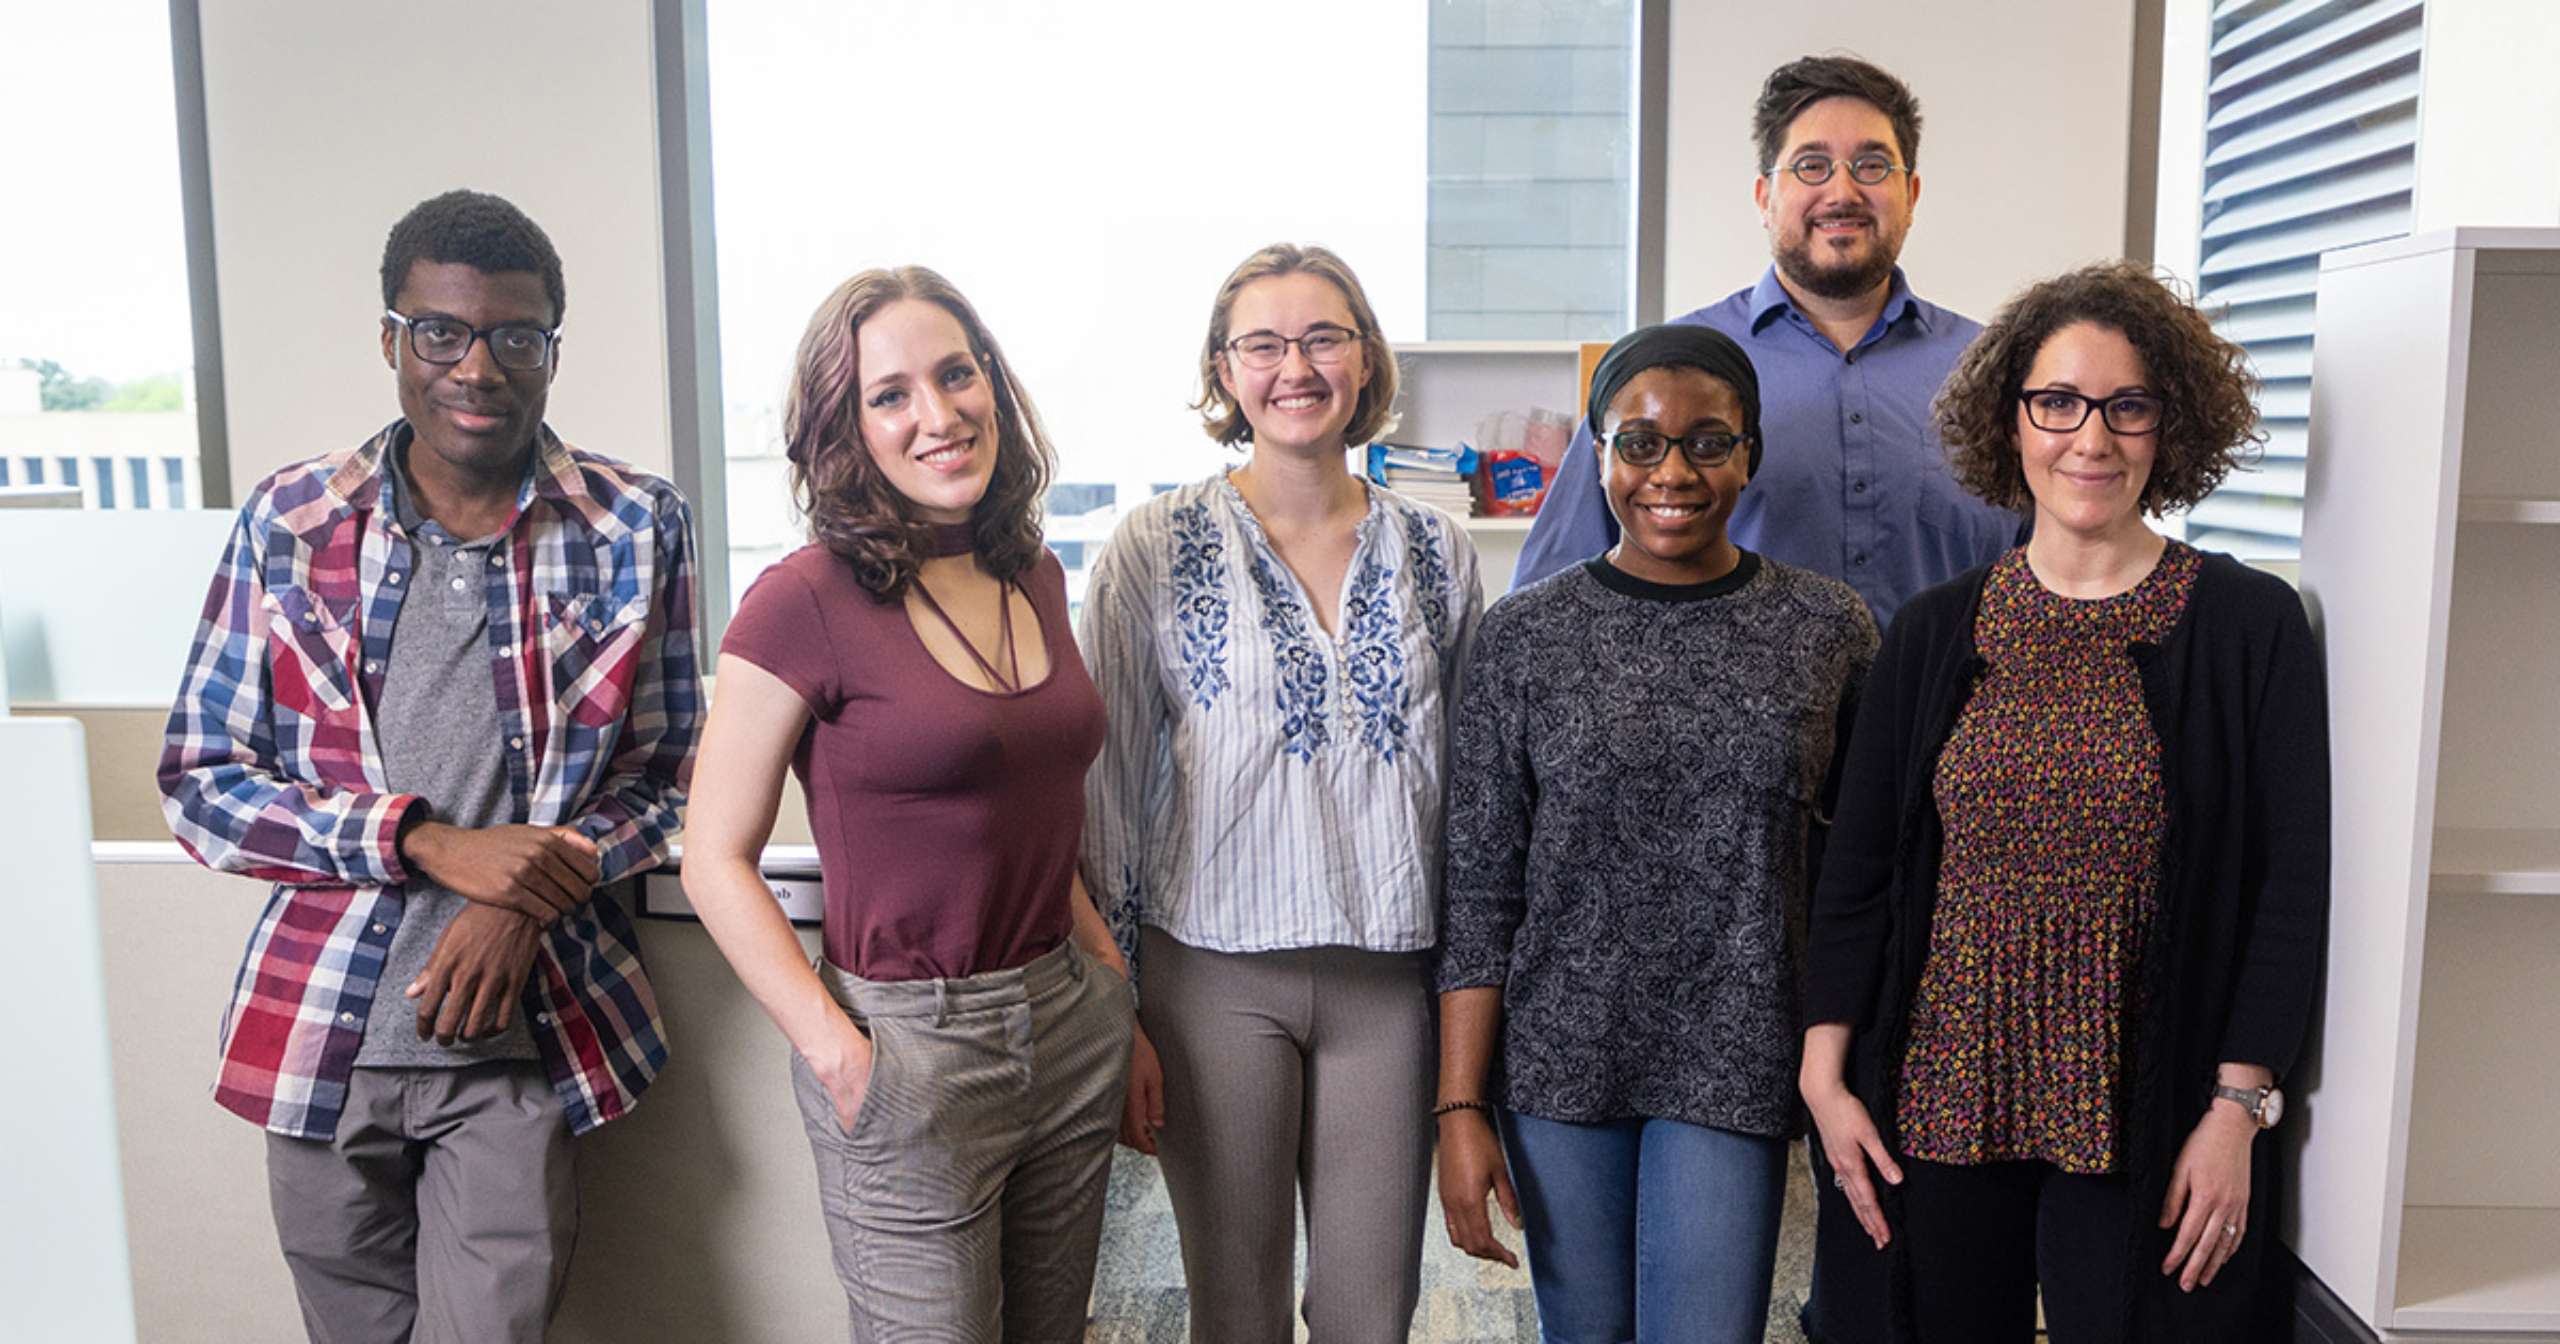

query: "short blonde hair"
xmin=1192 ymin=242 xmax=1400 ymax=448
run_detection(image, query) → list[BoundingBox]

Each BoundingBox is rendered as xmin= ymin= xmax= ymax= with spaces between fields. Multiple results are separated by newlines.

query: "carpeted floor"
xmin=1085 ymin=1141 xmax=1817 ymax=1342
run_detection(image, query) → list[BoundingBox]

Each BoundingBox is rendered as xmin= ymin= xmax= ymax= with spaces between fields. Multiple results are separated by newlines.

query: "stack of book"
xmin=1363 ymin=442 xmax=1479 ymax=514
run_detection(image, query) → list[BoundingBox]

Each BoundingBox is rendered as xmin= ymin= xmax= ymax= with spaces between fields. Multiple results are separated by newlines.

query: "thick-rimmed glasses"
xmin=1604 ymin=428 xmax=1749 ymax=469
xmin=2019 ymin=388 xmax=2164 ymax=435
xmin=385 ymin=310 xmax=560 ymax=372
xmin=1225 ymin=325 xmax=1361 ymax=370
xmin=1773 ymin=154 xmax=1908 ymax=187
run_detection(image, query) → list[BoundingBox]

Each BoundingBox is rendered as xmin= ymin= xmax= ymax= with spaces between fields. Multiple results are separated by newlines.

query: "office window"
xmin=701 ymin=1 xmax=1636 ymax=609
xmin=0 ymin=2 xmax=201 ymax=511
xmin=2185 ymin=0 xmax=2421 ymax=557
xmin=1428 ymin=0 xmax=1635 ymax=339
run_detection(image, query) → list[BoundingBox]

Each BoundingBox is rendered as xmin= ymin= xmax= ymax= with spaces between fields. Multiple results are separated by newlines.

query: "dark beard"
xmin=1773 ymin=235 xmax=1896 ymax=303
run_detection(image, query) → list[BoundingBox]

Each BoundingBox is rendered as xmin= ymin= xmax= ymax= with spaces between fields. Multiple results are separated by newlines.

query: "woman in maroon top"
xmin=683 ymin=266 xmax=1134 ymax=1338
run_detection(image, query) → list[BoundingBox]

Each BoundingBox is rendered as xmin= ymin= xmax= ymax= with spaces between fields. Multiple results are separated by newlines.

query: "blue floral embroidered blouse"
xmin=1080 ymin=473 xmax=1482 ymax=970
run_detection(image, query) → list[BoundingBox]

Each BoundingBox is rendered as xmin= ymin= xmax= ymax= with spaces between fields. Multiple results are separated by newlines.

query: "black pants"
xmin=1900 ymin=1156 xmax=2130 ymax=1344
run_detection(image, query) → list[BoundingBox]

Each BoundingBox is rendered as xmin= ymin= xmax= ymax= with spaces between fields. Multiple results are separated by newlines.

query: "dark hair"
xmin=782 ymin=266 xmax=1053 ymax=599
xmin=1938 ymin=259 xmax=2263 ymax=515
xmin=1750 ymin=55 xmax=1924 ymax=176
xmin=380 ymin=190 xmax=566 ymax=323
xmin=1194 ymin=242 xmax=1400 ymax=448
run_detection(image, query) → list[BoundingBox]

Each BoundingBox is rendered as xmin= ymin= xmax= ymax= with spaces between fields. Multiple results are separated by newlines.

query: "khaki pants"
xmin=264 ymin=1060 xmax=574 ymax=1344
xmin=792 ymin=938 xmax=1134 ymax=1343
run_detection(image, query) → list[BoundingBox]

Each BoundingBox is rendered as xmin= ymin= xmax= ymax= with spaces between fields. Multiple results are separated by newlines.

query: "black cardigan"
xmin=1801 ymin=549 xmax=2331 ymax=1344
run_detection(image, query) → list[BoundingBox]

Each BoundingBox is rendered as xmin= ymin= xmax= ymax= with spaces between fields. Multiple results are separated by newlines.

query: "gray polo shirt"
xmin=355 ymin=445 xmax=541 ymax=1066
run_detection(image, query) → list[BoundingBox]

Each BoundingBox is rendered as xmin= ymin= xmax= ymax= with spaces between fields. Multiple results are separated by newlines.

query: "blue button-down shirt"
xmin=1511 ymin=267 xmax=2021 ymax=629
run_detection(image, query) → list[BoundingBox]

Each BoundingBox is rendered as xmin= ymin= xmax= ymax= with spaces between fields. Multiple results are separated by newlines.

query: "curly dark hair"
xmin=1193 ymin=242 xmax=1400 ymax=448
xmin=380 ymin=190 xmax=565 ymax=323
xmin=1938 ymin=260 xmax=2262 ymax=516
xmin=781 ymin=266 xmax=1053 ymax=600
xmin=1750 ymin=55 xmax=1923 ymax=176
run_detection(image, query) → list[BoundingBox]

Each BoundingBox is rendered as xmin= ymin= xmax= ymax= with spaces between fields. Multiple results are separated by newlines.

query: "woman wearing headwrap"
xmin=1433 ymin=325 xmax=1879 ymax=1341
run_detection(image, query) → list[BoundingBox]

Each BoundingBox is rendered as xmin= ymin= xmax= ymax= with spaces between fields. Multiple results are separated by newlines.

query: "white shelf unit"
xmin=1391 ymin=341 xmax=1590 ymax=592
xmin=2296 ymin=228 xmax=2560 ymax=1342
xmin=1389 ymin=339 xmax=1584 ymax=451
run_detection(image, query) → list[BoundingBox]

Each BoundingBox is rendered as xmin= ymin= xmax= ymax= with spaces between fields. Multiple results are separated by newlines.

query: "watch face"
xmin=2258 ymin=1087 xmax=2285 ymax=1128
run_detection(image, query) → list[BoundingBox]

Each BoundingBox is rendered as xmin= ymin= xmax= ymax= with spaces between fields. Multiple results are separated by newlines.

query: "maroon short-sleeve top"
xmin=720 ymin=544 xmax=1105 ymax=982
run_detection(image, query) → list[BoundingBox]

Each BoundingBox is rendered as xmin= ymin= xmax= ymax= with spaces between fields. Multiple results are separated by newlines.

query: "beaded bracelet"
xmin=1431 ymin=1100 xmax=1493 ymax=1119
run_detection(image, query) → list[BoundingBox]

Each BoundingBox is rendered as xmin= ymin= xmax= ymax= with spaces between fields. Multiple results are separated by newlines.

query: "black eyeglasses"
xmin=385 ymin=310 xmax=560 ymax=372
xmin=1225 ymin=325 xmax=1361 ymax=371
xmin=2019 ymin=388 xmax=2164 ymax=435
xmin=1604 ymin=428 xmax=1749 ymax=469
xmin=1774 ymin=154 xmax=1908 ymax=187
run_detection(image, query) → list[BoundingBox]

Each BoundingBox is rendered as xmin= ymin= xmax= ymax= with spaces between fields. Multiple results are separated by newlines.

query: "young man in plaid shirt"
xmin=158 ymin=190 xmax=701 ymax=1341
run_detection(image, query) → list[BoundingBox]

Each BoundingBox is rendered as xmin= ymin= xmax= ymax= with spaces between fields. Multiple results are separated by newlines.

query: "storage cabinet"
xmin=1392 ymin=340 xmax=1587 ymax=592
xmin=2296 ymin=227 xmax=2560 ymax=1339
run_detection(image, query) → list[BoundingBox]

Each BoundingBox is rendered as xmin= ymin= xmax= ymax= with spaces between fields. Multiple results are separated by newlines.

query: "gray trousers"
xmin=792 ymin=938 xmax=1133 ymax=1343
xmin=1138 ymin=927 xmax=1434 ymax=1344
xmin=264 ymin=1060 xmax=575 ymax=1344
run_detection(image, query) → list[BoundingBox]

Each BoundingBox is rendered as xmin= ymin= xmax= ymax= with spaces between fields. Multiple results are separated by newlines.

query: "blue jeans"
xmin=1501 ymin=1111 xmax=1786 ymax=1344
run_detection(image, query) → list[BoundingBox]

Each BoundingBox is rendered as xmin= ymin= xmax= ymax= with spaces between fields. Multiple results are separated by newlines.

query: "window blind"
xmin=2190 ymin=0 xmax=2422 ymax=556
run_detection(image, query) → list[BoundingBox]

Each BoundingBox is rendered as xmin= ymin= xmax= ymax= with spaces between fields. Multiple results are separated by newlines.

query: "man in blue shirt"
xmin=1511 ymin=55 xmax=2018 ymax=629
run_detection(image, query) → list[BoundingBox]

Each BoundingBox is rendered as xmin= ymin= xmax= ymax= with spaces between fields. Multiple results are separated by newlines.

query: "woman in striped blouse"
xmin=1081 ymin=241 xmax=1482 ymax=1342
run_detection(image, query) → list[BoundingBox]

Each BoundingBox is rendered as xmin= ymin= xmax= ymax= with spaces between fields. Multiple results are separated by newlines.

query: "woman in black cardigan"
xmin=1798 ymin=261 xmax=2330 ymax=1344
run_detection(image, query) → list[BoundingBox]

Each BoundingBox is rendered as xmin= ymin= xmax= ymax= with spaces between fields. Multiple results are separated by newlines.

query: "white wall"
xmin=196 ymin=0 xmax=672 ymax=487
xmin=1662 ymin=0 xmax=2141 ymax=325
xmin=2412 ymin=0 xmax=2560 ymax=232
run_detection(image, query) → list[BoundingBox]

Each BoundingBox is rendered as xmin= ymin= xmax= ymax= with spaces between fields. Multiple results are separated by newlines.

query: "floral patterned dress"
xmin=1895 ymin=542 xmax=2200 ymax=1173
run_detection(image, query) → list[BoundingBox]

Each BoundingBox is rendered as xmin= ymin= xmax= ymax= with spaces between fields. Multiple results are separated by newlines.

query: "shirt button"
xmin=496 ymin=645 xmax=513 ymax=659
xmin=372 ymin=923 xmax=387 ymax=935
xmin=536 ymin=1012 xmax=554 ymax=1026
xmin=510 ymin=736 xmax=525 ymax=750
xmin=1845 ymin=351 xmax=1859 ymax=365
xmin=1853 ymin=480 xmax=1868 ymax=493
xmin=388 ymin=572 xmax=403 ymax=585
xmin=1850 ymin=412 xmax=1864 ymax=424
xmin=451 ymin=577 xmax=468 ymax=592
xmin=489 ymin=554 xmax=504 ymax=567
xmin=1853 ymin=554 xmax=1870 ymax=566
xmin=302 ymin=612 xmax=318 ymax=625
xmin=365 ymin=660 xmax=381 ymax=673
xmin=338 ymin=1011 xmax=357 ymax=1024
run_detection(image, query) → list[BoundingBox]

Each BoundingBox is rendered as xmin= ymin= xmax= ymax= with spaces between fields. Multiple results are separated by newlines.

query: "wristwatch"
xmin=2212 ymin=1082 xmax=2284 ymax=1129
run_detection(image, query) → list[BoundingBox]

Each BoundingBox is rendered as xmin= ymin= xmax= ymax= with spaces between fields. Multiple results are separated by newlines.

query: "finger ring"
xmin=1832 ymin=1173 xmax=1847 ymax=1190
xmin=2222 ymin=1223 xmax=2239 ymax=1238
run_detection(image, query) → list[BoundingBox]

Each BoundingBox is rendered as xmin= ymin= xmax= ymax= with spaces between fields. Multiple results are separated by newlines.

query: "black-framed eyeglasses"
xmin=2019 ymin=388 xmax=2164 ymax=435
xmin=1604 ymin=428 xmax=1749 ymax=469
xmin=1774 ymin=154 xmax=1908 ymax=187
xmin=1225 ymin=325 xmax=1361 ymax=371
xmin=385 ymin=310 xmax=560 ymax=372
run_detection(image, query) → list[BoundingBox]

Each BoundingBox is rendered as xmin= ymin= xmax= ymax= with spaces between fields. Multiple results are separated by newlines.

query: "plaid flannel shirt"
xmin=158 ymin=422 xmax=702 ymax=1139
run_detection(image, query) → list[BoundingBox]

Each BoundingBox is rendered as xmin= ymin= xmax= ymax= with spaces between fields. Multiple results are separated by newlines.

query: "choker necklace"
xmin=927 ymin=522 xmax=976 ymax=558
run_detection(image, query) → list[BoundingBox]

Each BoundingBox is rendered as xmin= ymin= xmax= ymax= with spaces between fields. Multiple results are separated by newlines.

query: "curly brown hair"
xmin=1193 ymin=242 xmax=1400 ymax=448
xmin=782 ymin=266 xmax=1054 ymax=599
xmin=1938 ymin=260 xmax=2262 ymax=516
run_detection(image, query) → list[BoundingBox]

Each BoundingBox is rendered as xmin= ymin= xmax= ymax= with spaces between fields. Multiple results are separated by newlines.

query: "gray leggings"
xmin=1139 ymin=927 xmax=1434 ymax=1343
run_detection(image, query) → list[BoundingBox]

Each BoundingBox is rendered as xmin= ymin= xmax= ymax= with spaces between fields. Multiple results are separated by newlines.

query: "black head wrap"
xmin=1585 ymin=324 xmax=1764 ymax=476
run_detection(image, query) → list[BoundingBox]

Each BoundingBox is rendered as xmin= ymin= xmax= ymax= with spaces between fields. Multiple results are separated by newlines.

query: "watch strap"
xmin=2212 ymin=1082 xmax=2273 ymax=1128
